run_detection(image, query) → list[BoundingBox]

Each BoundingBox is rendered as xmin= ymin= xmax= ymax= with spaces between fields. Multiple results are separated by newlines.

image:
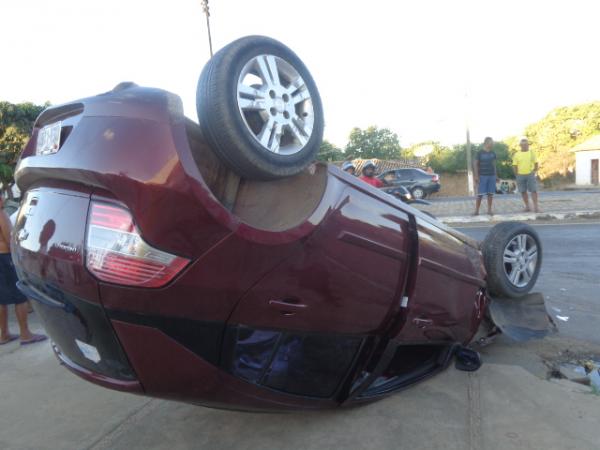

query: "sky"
xmin=1 ymin=0 xmax=599 ymax=148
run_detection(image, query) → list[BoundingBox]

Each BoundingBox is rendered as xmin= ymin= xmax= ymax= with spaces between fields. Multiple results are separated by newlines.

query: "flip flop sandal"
xmin=0 ymin=334 xmax=19 ymax=345
xmin=20 ymin=334 xmax=48 ymax=346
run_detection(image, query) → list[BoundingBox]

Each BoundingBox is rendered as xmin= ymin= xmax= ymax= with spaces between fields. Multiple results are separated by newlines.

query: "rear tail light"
xmin=86 ymin=202 xmax=189 ymax=288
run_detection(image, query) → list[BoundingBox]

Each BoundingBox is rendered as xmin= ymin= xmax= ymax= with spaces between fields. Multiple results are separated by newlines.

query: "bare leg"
xmin=521 ymin=192 xmax=530 ymax=211
xmin=532 ymin=192 xmax=539 ymax=212
xmin=0 ymin=305 xmax=9 ymax=340
xmin=15 ymin=303 xmax=33 ymax=341
xmin=486 ymin=194 xmax=494 ymax=214
xmin=474 ymin=196 xmax=482 ymax=215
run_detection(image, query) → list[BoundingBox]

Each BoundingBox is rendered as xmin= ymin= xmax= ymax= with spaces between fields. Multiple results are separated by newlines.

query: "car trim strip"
xmin=418 ymin=257 xmax=486 ymax=287
xmin=337 ymin=231 xmax=407 ymax=261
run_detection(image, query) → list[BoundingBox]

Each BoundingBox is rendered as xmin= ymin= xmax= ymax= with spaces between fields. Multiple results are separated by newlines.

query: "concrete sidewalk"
xmin=1 ymin=312 xmax=599 ymax=450
xmin=420 ymin=190 xmax=600 ymax=224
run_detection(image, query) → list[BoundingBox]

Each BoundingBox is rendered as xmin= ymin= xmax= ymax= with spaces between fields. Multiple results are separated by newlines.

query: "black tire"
xmin=411 ymin=186 xmax=426 ymax=199
xmin=481 ymin=221 xmax=542 ymax=298
xmin=196 ymin=36 xmax=324 ymax=180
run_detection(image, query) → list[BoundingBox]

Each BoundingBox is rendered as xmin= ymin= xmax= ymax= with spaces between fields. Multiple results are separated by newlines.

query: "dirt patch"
xmin=477 ymin=334 xmax=600 ymax=385
xmin=434 ymin=172 xmax=468 ymax=197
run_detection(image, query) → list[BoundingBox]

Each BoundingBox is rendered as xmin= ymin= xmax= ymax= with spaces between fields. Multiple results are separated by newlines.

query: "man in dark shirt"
xmin=473 ymin=137 xmax=497 ymax=215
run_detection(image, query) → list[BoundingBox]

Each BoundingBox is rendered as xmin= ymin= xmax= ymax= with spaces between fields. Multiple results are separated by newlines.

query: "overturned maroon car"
xmin=12 ymin=36 xmax=546 ymax=411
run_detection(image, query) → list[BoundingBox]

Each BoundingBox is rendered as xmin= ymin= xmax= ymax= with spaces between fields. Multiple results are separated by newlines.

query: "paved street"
xmin=0 ymin=222 xmax=598 ymax=450
xmin=422 ymin=190 xmax=600 ymax=218
xmin=459 ymin=222 xmax=600 ymax=344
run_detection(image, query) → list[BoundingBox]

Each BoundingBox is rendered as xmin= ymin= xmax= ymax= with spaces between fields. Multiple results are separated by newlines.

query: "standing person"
xmin=512 ymin=137 xmax=540 ymax=213
xmin=473 ymin=137 xmax=497 ymax=215
xmin=359 ymin=161 xmax=384 ymax=188
xmin=342 ymin=161 xmax=356 ymax=176
xmin=0 ymin=198 xmax=46 ymax=345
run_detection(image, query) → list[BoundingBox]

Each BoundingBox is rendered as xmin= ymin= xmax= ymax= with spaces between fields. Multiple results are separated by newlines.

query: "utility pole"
xmin=466 ymin=127 xmax=474 ymax=196
xmin=465 ymin=90 xmax=474 ymax=196
xmin=201 ymin=0 xmax=213 ymax=57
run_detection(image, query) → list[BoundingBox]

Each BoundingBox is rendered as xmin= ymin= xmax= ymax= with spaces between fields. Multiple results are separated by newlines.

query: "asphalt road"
xmin=458 ymin=221 xmax=600 ymax=343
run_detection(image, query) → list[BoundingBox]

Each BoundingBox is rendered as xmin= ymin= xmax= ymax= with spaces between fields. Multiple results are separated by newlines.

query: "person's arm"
xmin=473 ymin=153 xmax=480 ymax=182
xmin=0 ymin=210 xmax=12 ymax=250
xmin=532 ymin=151 xmax=539 ymax=173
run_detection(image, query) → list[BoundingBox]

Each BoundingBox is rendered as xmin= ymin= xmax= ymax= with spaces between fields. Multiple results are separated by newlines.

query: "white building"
xmin=572 ymin=135 xmax=600 ymax=186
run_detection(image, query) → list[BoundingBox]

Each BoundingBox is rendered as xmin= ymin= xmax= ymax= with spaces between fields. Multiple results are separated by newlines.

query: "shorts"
xmin=516 ymin=173 xmax=537 ymax=193
xmin=0 ymin=253 xmax=27 ymax=305
xmin=477 ymin=175 xmax=496 ymax=196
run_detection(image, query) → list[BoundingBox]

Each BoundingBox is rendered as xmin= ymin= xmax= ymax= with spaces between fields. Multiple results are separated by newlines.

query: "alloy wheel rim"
xmin=503 ymin=233 xmax=538 ymax=288
xmin=236 ymin=54 xmax=314 ymax=156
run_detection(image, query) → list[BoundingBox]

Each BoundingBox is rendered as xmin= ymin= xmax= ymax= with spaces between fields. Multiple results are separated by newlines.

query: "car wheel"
xmin=411 ymin=187 xmax=425 ymax=199
xmin=481 ymin=222 xmax=542 ymax=298
xmin=196 ymin=35 xmax=324 ymax=180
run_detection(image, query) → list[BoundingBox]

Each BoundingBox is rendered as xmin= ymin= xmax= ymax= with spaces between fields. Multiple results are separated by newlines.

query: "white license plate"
xmin=36 ymin=122 xmax=62 ymax=155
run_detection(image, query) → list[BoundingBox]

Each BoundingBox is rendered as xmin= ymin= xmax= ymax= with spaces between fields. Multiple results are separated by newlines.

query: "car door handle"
xmin=412 ymin=317 xmax=433 ymax=328
xmin=269 ymin=299 xmax=308 ymax=316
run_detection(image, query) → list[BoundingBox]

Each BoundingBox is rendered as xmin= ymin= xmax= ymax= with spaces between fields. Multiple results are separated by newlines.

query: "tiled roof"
xmin=335 ymin=158 xmax=424 ymax=174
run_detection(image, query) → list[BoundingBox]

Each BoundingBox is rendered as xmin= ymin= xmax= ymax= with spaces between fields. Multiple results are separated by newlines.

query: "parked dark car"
xmin=379 ymin=168 xmax=440 ymax=199
xmin=496 ymin=179 xmax=517 ymax=194
xmin=381 ymin=185 xmax=430 ymax=206
xmin=12 ymin=36 xmax=543 ymax=412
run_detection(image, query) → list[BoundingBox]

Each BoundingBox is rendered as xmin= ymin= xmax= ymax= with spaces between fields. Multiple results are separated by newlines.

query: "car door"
xmin=227 ymin=174 xmax=412 ymax=400
xmin=229 ymin=179 xmax=411 ymax=335
xmin=393 ymin=217 xmax=486 ymax=345
xmin=397 ymin=169 xmax=415 ymax=188
xmin=381 ymin=170 xmax=398 ymax=187
xmin=414 ymin=169 xmax=431 ymax=187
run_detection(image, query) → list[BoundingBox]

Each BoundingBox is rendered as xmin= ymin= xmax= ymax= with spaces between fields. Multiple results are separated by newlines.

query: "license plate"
xmin=36 ymin=122 xmax=62 ymax=155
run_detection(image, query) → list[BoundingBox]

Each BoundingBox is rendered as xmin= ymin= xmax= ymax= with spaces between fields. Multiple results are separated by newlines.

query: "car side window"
xmin=413 ymin=169 xmax=427 ymax=179
xmin=382 ymin=172 xmax=397 ymax=183
xmin=396 ymin=170 xmax=410 ymax=180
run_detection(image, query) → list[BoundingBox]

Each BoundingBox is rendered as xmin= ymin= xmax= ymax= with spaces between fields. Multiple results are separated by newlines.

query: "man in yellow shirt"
xmin=512 ymin=137 xmax=540 ymax=213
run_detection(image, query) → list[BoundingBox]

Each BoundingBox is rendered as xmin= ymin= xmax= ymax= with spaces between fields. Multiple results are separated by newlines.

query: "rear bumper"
xmin=53 ymin=343 xmax=143 ymax=393
xmin=427 ymin=183 xmax=441 ymax=193
xmin=18 ymin=279 xmax=139 ymax=387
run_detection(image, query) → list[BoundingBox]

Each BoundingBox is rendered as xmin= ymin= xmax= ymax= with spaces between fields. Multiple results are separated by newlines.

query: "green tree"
xmin=425 ymin=143 xmax=466 ymax=173
xmin=426 ymin=141 xmax=514 ymax=179
xmin=522 ymin=101 xmax=600 ymax=178
xmin=405 ymin=141 xmax=447 ymax=160
xmin=316 ymin=139 xmax=344 ymax=161
xmin=0 ymin=101 xmax=46 ymax=198
xmin=344 ymin=126 xmax=402 ymax=159
xmin=491 ymin=142 xmax=513 ymax=179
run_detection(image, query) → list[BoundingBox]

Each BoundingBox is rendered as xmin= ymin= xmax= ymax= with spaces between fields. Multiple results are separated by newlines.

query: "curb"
xmin=439 ymin=210 xmax=600 ymax=225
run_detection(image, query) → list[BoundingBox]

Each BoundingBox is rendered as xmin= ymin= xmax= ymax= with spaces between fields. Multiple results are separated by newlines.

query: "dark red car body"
xmin=13 ymin=85 xmax=487 ymax=411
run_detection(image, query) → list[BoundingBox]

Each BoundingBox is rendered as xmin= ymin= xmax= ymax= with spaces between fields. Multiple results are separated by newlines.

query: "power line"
xmin=201 ymin=0 xmax=213 ymax=57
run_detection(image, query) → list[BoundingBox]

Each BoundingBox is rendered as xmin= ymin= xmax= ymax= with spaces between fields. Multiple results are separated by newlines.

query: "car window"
xmin=396 ymin=170 xmax=411 ymax=180
xmin=382 ymin=171 xmax=397 ymax=183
